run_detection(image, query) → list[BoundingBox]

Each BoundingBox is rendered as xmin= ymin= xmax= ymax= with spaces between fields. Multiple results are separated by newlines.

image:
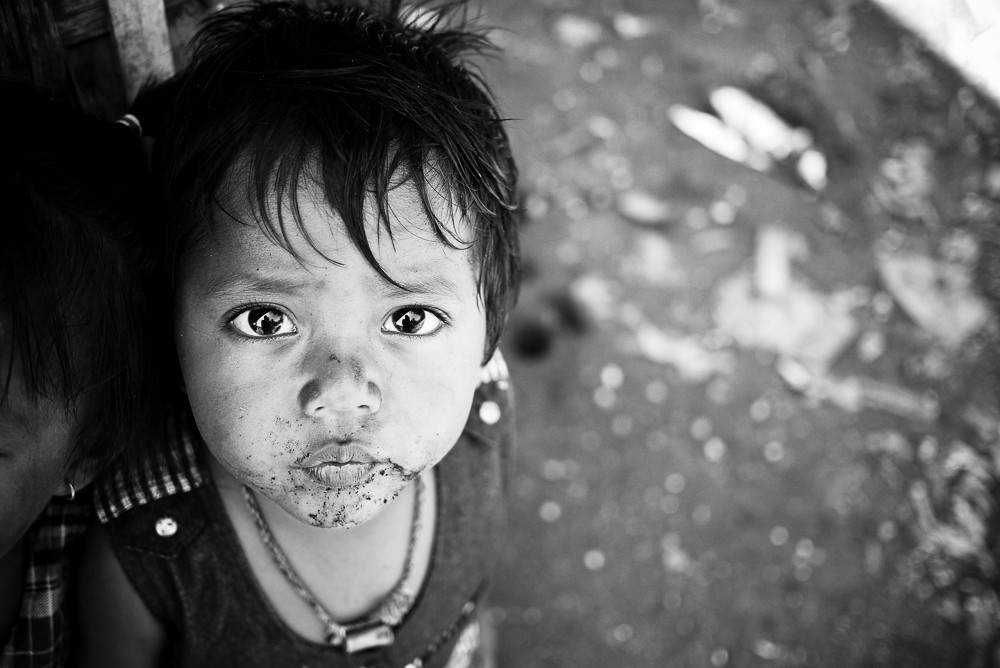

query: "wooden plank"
xmin=165 ymin=0 xmax=218 ymax=70
xmin=0 ymin=0 xmax=76 ymax=105
xmin=53 ymin=0 xmax=192 ymax=46
xmin=51 ymin=0 xmax=106 ymax=46
xmin=64 ymin=35 xmax=128 ymax=120
xmin=106 ymin=0 xmax=175 ymax=103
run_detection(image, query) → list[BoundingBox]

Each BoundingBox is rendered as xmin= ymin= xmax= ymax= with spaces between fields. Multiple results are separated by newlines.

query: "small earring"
xmin=65 ymin=480 xmax=76 ymax=502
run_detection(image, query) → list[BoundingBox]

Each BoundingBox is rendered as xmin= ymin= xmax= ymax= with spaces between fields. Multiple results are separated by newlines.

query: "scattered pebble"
xmin=661 ymin=533 xmax=691 ymax=573
xmin=645 ymin=379 xmax=669 ymax=403
xmin=692 ymin=504 xmax=712 ymax=525
xmin=664 ymin=473 xmax=686 ymax=494
xmin=553 ymin=14 xmax=604 ymax=49
xmin=764 ymin=440 xmax=785 ymax=463
xmin=539 ymin=501 xmax=562 ymax=522
xmin=616 ymin=189 xmax=673 ymax=225
xmin=610 ymin=623 xmax=634 ymax=643
xmin=612 ymin=12 xmax=656 ymax=40
xmin=856 ymin=330 xmax=887 ymax=363
xmin=754 ymin=639 xmax=784 ymax=660
xmin=599 ymin=363 xmax=624 ymax=389
xmin=593 ymin=386 xmax=617 ymax=410
xmin=749 ymin=397 xmax=772 ymax=422
xmin=710 ymin=648 xmax=730 ymax=666
xmin=704 ymin=436 xmax=726 ymax=462
xmin=709 ymin=199 xmax=737 ymax=224
xmin=690 ymin=416 xmax=713 ymax=441
xmin=584 ymin=549 xmax=607 ymax=571
xmin=796 ymin=148 xmax=829 ymax=190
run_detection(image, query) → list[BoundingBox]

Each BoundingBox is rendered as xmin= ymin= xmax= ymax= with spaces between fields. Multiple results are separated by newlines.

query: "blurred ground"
xmin=476 ymin=1 xmax=1000 ymax=666
xmin=874 ymin=0 xmax=1000 ymax=108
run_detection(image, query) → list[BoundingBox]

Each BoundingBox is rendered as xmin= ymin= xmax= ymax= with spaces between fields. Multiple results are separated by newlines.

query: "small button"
xmin=478 ymin=400 xmax=501 ymax=425
xmin=155 ymin=517 xmax=178 ymax=537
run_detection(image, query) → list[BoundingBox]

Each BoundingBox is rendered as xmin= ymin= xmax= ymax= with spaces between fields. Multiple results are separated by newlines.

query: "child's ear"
xmin=62 ymin=455 xmax=103 ymax=497
xmin=478 ymin=349 xmax=508 ymax=386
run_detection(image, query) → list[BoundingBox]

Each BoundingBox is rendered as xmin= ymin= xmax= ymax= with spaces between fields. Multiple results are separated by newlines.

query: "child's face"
xmin=0 ymin=337 xmax=81 ymax=558
xmin=175 ymin=181 xmax=487 ymax=528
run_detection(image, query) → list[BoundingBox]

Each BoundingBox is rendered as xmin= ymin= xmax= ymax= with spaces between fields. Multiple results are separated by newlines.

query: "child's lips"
xmin=306 ymin=461 xmax=376 ymax=489
xmin=297 ymin=442 xmax=377 ymax=468
xmin=299 ymin=443 xmax=381 ymax=489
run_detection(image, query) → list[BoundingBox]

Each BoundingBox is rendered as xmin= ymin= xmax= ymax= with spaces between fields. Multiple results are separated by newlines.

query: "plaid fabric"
xmin=94 ymin=406 xmax=205 ymax=523
xmin=0 ymin=497 xmax=90 ymax=668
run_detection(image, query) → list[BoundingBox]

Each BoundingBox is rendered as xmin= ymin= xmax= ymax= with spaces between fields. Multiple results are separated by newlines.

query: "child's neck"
xmin=207 ymin=455 xmax=437 ymax=641
xmin=0 ymin=538 xmax=27 ymax=648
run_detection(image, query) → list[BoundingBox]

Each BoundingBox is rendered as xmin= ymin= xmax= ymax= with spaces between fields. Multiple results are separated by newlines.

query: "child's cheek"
xmin=186 ymin=371 xmax=272 ymax=468
xmin=393 ymin=375 xmax=473 ymax=465
xmin=200 ymin=413 xmax=304 ymax=487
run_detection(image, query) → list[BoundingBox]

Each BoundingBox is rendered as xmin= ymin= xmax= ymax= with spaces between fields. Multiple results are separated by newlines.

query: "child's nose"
xmin=299 ymin=354 xmax=382 ymax=416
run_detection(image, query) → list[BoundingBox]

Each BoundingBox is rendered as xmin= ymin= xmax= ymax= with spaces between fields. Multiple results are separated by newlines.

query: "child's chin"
xmin=284 ymin=495 xmax=393 ymax=530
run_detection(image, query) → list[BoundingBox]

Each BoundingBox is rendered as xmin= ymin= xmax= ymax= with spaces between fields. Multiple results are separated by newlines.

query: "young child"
xmin=78 ymin=1 xmax=520 ymax=666
xmin=0 ymin=81 xmax=156 ymax=666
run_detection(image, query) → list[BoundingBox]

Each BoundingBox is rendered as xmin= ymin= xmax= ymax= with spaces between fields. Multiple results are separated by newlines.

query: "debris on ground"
xmin=876 ymin=246 xmax=992 ymax=348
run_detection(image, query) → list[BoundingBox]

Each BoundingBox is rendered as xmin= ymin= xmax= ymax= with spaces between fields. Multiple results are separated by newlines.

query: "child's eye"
xmin=382 ymin=307 xmax=444 ymax=336
xmin=230 ymin=306 xmax=297 ymax=338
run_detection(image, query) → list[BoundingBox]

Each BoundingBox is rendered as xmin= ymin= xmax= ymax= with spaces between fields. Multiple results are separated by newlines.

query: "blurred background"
xmin=482 ymin=1 xmax=1000 ymax=666
xmin=4 ymin=0 xmax=1000 ymax=666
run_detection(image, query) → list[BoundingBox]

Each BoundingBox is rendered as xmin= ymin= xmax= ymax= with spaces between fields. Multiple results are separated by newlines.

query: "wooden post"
xmin=0 ymin=0 xmax=76 ymax=105
xmin=107 ymin=0 xmax=174 ymax=104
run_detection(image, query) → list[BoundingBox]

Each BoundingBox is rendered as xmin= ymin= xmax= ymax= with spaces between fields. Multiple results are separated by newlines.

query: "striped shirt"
xmin=95 ymin=407 xmax=204 ymax=523
xmin=1 ymin=498 xmax=90 ymax=668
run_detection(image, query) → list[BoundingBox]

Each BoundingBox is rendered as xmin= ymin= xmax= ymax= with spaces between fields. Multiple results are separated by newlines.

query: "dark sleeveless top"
xmin=96 ymin=358 xmax=513 ymax=668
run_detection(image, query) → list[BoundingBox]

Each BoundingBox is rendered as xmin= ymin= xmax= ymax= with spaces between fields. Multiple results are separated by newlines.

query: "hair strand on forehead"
xmin=153 ymin=0 xmax=521 ymax=361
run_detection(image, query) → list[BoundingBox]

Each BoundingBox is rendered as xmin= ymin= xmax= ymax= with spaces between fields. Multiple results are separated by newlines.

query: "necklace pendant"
xmin=381 ymin=589 xmax=414 ymax=624
xmin=325 ymin=626 xmax=347 ymax=647
xmin=343 ymin=621 xmax=395 ymax=654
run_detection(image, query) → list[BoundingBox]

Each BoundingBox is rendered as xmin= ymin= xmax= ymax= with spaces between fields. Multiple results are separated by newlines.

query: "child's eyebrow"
xmin=198 ymin=266 xmax=464 ymax=301
xmin=197 ymin=268 xmax=320 ymax=299
xmin=379 ymin=273 xmax=463 ymax=299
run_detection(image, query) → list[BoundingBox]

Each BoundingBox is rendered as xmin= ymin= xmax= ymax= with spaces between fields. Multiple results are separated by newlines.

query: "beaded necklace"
xmin=241 ymin=474 xmax=424 ymax=653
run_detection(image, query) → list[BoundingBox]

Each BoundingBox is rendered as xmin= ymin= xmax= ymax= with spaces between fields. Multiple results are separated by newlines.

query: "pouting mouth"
xmin=297 ymin=442 xmax=377 ymax=468
xmin=306 ymin=460 xmax=376 ymax=488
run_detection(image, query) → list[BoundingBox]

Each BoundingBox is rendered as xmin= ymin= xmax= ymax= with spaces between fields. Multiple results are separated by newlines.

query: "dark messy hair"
xmin=0 ymin=79 xmax=157 ymax=467
xmin=150 ymin=0 xmax=520 ymax=360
